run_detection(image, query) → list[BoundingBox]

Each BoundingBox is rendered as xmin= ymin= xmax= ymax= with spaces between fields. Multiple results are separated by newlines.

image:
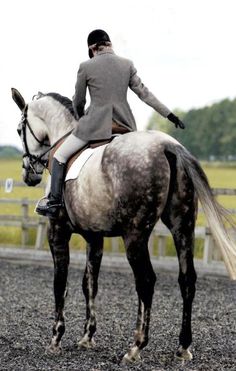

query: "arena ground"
xmin=0 ymin=259 xmax=235 ymax=370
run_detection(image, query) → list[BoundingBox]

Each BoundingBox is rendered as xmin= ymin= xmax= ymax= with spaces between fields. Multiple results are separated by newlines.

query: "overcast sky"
xmin=0 ymin=0 xmax=235 ymax=147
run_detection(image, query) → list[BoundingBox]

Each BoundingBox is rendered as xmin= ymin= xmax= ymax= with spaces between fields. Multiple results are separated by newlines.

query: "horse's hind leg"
xmin=122 ymin=232 xmax=156 ymax=363
xmin=78 ymin=233 xmax=103 ymax=349
xmin=47 ymin=219 xmax=71 ymax=354
xmin=161 ymin=164 xmax=197 ymax=361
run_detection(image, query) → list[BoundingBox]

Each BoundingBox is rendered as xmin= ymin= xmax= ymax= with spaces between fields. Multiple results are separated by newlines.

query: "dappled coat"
xmin=72 ymin=48 xmax=171 ymax=141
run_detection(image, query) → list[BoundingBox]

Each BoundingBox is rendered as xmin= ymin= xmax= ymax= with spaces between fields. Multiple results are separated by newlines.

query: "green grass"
xmin=0 ymin=159 xmax=46 ymax=215
xmin=0 ymin=159 xmax=236 ymax=255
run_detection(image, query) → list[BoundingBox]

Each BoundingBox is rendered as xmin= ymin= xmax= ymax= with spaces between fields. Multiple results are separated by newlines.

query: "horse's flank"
xmin=64 ymin=131 xmax=173 ymax=234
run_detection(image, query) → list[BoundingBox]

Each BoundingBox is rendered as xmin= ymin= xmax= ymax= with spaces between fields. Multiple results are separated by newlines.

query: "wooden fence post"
xmin=203 ymin=227 xmax=214 ymax=264
xmin=35 ymin=217 xmax=47 ymax=250
xmin=111 ymin=237 xmax=119 ymax=253
xmin=21 ymin=198 xmax=29 ymax=247
xmin=158 ymin=236 xmax=166 ymax=258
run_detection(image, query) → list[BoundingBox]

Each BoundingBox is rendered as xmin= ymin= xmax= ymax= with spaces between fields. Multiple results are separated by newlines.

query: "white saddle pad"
xmin=65 ymin=145 xmax=106 ymax=181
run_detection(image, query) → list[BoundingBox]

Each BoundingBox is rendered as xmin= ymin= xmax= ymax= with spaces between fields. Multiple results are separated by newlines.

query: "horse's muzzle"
xmin=23 ymin=169 xmax=42 ymax=186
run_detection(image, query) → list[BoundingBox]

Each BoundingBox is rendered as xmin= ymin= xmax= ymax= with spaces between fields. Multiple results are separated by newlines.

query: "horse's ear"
xmin=11 ymin=88 xmax=26 ymax=111
xmin=37 ymin=91 xmax=45 ymax=98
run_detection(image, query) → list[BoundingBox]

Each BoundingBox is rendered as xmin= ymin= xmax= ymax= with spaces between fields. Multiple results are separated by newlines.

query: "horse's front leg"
xmin=78 ymin=234 xmax=103 ymax=349
xmin=47 ymin=219 xmax=71 ymax=354
xmin=122 ymin=234 xmax=156 ymax=363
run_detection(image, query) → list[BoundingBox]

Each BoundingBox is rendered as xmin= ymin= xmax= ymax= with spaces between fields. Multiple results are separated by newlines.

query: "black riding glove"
xmin=167 ymin=113 xmax=185 ymax=129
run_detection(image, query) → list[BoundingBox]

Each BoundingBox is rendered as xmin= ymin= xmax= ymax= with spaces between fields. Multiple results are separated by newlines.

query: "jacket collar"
xmin=96 ymin=48 xmax=114 ymax=56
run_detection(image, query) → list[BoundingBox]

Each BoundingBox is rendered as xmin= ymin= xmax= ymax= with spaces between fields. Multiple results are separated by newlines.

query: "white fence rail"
xmin=0 ymin=180 xmax=236 ymax=271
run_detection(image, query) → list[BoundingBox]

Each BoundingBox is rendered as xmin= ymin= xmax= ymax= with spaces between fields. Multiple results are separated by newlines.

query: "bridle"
xmin=19 ymin=106 xmax=72 ymax=174
xmin=19 ymin=107 xmax=50 ymax=174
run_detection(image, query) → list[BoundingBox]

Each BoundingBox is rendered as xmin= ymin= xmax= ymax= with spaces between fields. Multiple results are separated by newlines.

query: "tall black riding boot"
xmin=36 ymin=159 xmax=66 ymax=218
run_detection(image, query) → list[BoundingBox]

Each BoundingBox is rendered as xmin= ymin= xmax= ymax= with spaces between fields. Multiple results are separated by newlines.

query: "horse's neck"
xmin=42 ymin=99 xmax=75 ymax=144
xmin=48 ymin=121 xmax=74 ymax=145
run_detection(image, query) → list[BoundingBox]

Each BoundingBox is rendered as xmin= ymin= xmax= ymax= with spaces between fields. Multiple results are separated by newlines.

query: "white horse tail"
xmin=166 ymin=143 xmax=236 ymax=280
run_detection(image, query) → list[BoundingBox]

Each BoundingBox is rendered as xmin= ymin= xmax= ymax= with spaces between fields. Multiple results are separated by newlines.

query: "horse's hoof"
xmin=78 ymin=336 xmax=96 ymax=349
xmin=175 ymin=346 xmax=193 ymax=361
xmin=122 ymin=346 xmax=141 ymax=364
xmin=46 ymin=342 xmax=62 ymax=355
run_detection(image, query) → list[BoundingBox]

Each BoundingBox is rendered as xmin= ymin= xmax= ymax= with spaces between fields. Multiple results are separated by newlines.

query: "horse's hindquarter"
xmin=64 ymin=132 xmax=172 ymax=234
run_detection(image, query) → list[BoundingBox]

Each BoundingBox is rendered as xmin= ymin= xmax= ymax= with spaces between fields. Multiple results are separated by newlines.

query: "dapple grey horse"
xmin=12 ymin=88 xmax=236 ymax=364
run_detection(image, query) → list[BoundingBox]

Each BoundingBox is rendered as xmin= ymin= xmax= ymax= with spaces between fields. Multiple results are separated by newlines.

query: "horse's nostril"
xmin=23 ymin=173 xmax=42 ymax=187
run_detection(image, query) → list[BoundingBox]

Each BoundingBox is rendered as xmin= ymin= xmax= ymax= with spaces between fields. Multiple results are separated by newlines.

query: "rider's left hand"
xmin=167 ymin=113 xmax=185 ymax=129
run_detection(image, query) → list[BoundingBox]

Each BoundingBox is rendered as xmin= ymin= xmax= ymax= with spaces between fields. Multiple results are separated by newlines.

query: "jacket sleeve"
xmin=129 ymin=62 xmax=171 ymax=118
xmin=72 ymin=63 xmax=87 ymax=120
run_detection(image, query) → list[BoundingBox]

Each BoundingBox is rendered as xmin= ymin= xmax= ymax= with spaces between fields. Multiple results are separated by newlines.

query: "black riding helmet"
xmin=87 ymin=29 xmax=111 ymax=58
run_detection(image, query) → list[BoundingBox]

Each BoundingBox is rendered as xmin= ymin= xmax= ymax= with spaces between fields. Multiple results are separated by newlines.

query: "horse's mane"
xmin=46 ymin=92 xmax=75 ymax=117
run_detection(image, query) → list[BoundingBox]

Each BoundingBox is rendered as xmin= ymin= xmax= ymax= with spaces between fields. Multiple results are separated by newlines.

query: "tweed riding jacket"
xmin=72 ymin=49 xmax=171 ymax=141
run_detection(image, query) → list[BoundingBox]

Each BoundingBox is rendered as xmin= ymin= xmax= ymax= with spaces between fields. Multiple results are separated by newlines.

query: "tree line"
xmin=147 ymin=98 xmax=236 ymax=160
xmin=1 ymin=97 xmax=236 ymax=161
xmin=0 ymin=146 xmax=22 ymax=158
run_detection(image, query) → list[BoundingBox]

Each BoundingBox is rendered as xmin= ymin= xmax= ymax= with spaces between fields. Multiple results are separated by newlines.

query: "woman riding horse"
xmin=36 ymin=29 xmax=185 ymax=218
xmin=12 ymin=83 xmax=236 ymax=362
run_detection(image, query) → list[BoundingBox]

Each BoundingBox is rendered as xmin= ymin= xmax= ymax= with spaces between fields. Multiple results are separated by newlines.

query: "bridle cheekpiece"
xmin=19 ymin=106 xmax=50 ymax=174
